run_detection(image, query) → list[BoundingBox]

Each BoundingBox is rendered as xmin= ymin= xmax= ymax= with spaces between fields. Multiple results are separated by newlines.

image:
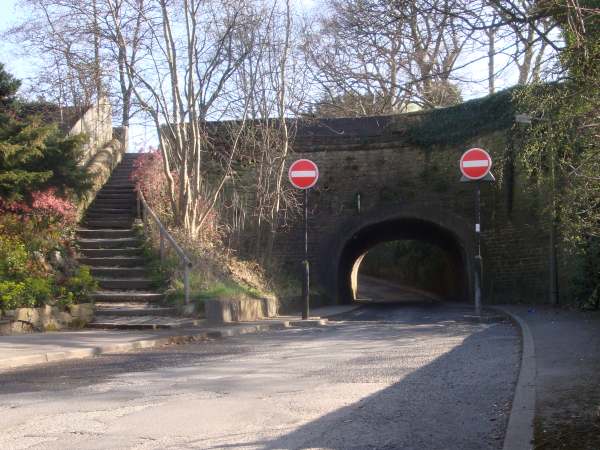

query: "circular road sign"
xmin=289 ymin=159 xmax=319 ymax=190
xmin=460 ymin=148 xmax=492 ymax=181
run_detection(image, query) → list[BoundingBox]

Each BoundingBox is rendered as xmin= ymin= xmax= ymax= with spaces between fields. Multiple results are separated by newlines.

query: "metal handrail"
xmin=137 ymin=191 xmax=193 ymax=304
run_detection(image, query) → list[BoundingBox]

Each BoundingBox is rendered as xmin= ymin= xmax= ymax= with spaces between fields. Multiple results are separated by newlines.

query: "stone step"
xmin=79 ymin=256 xmax=146 ymax=267
xmin=83 ymin=219 xmax=135 ymax=229
xmin=102 ymin=183 xmax=135 ymax=188
xmin=87 ymin=321 xmax=169 ymax=330
xmin=97 ymin=278 xmax=153 ymax=290
xmin=80 ymin=247 xmax=143 ymax=258
xmin=88 ymin=207 xmax=135 ymax=214
xmin=91 ymin=196 xmax=135 ymax=203
xmin=105 ymin=174 xmax=134 ymax=178
xmin=90 ymin=266 xmax=147 ymax=278
xmin=77 ymin=228 xmax=136 ymax=239
xmin=87 ymin=202 xmax=134 ymax=208
xmin=85 ymin=211 xmax=135 ymax=220
xmin=95 ymin=193 xmax=135 ymax=200
xmin=99 ymin=188 xmax=135 ymax=193
xmin=103 ymin=179 xmax=135 ymax=184
xmin=97 ymin=187 xmax=135 ymax=194
xmin=78 ymin=237 xmax=141 ymax=249
xmin=90 ymin=291 xmax=165 ymax=302
xmin=111 ymin=165 xmax=135 ymax=170
xmin=95 ymin=302 xmax=176 ymax=317
xmin=91 ymin=197 xmax=136 ymax=203
xmin=87 ymin=316 xmax=201 ymax=330
xmin=94 ymin=193 xmax=136 ymax=201
xmin=85 ymin=208 xmax=134 ymax=215
xmin=97 ymin=185 xmax=135 ymax=191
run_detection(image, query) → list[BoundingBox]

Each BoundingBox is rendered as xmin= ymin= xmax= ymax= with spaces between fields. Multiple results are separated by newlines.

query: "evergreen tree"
xmin=0 ymin=63 xmax=20 ymax=111
xmin=0 ymin=64 xmax=91 ymax=202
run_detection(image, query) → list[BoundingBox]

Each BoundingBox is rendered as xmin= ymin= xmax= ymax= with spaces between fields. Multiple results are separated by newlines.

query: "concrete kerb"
xmin=491 ymin=306 xmax=536 ymax=450
xmin=310 ymin=304 xmax=363 ymax=319
xmin=0 ymin=319 xmax=329 ymax=372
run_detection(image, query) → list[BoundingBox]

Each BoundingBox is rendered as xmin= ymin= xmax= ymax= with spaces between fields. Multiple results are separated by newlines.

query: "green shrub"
xmin=63 ymin=266 xmax=97 ymax=303
xmin=24 ymin=276 xmax=53 ymax=306
xmin=55 ymin=288 xmax=75 ymax=309
xmin=0 ymin=235 xmax=29 ymax=279
xmin=0 ymin=277 xmax=55 ymax=310
xmin=0 ymin=280 xmax=26 ymax=310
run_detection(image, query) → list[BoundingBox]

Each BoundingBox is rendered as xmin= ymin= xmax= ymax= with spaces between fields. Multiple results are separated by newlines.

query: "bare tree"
xmin=491 ymin=0 xmax=555 ymax=84
xmin=303 ymin=0 xmax=472 ymax=115
xmin=229 ymin=0 xmax=304 ymax=263
xmin=103 ymin=0 xmax=147 ymax=150
xmin=125 ymin=0 xmax=259 ymax=238
xmin=9 ymin=0 xmax=148 ymax=147
xmin=9 ymin=0 xmax=106 ymax=112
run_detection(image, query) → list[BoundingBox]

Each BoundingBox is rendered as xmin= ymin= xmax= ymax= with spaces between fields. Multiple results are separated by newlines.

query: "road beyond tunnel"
xmin=331 ymin=210 xmax=474 ymax=305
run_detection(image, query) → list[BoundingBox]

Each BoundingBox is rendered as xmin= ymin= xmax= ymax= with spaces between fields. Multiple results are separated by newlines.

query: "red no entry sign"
xmin=289 ymin=159 xmax=319 ymax=189
xmin=460 ymin=148 xmax=492 ymax=181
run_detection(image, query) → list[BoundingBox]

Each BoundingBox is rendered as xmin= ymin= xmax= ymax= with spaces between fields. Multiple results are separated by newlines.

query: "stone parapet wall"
xmin=69 ymin=97 xmax=114 ymax=166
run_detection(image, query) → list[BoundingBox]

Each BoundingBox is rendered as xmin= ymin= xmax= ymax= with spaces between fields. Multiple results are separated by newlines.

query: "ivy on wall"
xmin=404 ymin=88 xmax=517 ymax=148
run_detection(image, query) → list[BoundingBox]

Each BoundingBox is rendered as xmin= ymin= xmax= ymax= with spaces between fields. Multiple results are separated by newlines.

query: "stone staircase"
xmin=77 ymin=154 xmax=198 ymax=329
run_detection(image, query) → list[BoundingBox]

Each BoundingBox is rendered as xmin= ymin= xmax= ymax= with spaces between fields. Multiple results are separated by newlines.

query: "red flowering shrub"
xmin=131 ymin=149 xmax=175 ymax=224
xmin=0 ymin=189 xmax=92 ymax=310
xmin=0 ymin=188 xmax=77 ymax=277
xmin=0 ymin=198 xmax=31 ymax=215
xmin=0 ymin=188 xmax=75 ymax=225
xmin=131 ymin=149 xmax=223 ymax=246
xmin=30 ymin=188 xmax=76 ymax=225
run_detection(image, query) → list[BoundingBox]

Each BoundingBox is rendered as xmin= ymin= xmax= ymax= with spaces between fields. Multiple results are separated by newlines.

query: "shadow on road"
xmin=198 ymin=324 xmax=517 ymax=450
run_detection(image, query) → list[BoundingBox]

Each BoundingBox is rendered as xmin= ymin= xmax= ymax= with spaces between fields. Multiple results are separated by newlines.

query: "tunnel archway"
xmin=322 ymin=205 xmax=474 ymax=305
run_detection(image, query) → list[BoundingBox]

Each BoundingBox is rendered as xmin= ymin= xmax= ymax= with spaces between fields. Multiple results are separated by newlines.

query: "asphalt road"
xmin=0 ymin=287 xmax=519 ymax=449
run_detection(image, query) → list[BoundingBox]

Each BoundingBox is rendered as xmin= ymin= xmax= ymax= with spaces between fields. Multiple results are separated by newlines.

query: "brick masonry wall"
xmin=267 ymin=118 xmax=551 ymax=305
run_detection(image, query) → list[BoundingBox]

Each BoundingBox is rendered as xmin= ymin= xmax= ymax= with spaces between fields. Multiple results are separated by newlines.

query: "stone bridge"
xmin=269 ymin=109 xmax=551 ymax=306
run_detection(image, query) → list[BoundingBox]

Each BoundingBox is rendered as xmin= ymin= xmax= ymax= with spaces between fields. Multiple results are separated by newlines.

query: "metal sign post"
xmin=302 ymin=189 xmax=310 ymax=320
xmin=289 ymin=159 xmax=319 ymax=320
xmin=460 ymin=148 xmax=494 ymax=316
xmin=474 ymin=182 xmax=482 ymax=316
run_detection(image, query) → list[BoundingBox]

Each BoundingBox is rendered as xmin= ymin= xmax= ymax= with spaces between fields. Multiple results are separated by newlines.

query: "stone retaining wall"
xmin=0 ymin=304 xmax=94 ymax=335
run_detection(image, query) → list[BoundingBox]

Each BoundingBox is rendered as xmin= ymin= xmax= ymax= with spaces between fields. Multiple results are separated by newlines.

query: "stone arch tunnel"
xmin=321 ymin=205 xmax=475 ymax=304
xmin=261 ymin=111 xmax=552 ymax=306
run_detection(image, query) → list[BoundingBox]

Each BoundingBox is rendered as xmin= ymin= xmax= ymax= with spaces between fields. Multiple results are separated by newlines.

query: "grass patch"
xmin=165 ymin=270 xmax=268 ymax=315
xmin=135 ymin=222 xmax=279 ymax=316
xmin=197 ymin=281 xmax=264 ymax=301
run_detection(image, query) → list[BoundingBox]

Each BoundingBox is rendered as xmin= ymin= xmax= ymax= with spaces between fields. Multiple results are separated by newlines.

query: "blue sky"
xmin=0 ymin=0 xmax=33 ymax=80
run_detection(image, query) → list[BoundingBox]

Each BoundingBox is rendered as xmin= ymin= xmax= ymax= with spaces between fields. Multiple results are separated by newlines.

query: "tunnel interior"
xmin=337 ymin=218 xmax=469 ymax=303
